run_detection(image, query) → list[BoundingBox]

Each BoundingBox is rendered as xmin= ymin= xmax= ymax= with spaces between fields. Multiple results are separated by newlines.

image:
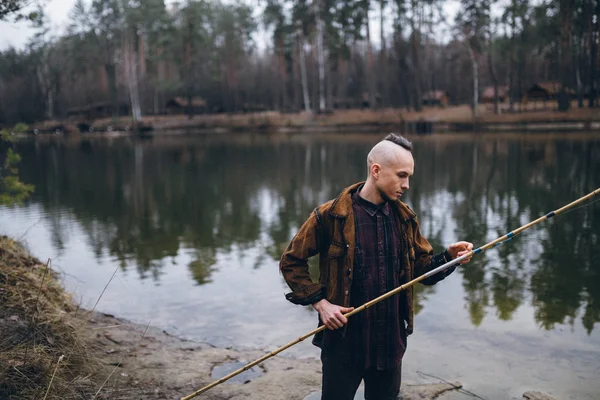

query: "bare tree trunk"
xmin=154 ymin=89 xmax=159 ymax=115
xmin=326 ymin=58 xmax=333 ymax=109
xmin=124 ymin=30 xmax=142 ymax=123
xmin=508 ymin=10 xmax=515 ymax=112
xmin=45 ymin=66 xmax=53 ymax=120
xmin=138 ymin=33 xmax=146 ymax=113
xmin=393 ymin=24 xmax=408 ymax=108
xmin=410 ymin=0 xmax=422 ymax=112
xmin=138 ymin=34 xmax=146 ymax=78
xmin=466 ymin=42 xmax=479 ymax=122
xmin=297 ymin=27 xmax=311 ymax=112
xmin=488 ymin=54 xmax=499 ymax=114
xmin=293 ymin=34 xmax=301 ymax=111
xmin=558 ymin=0 xmax=572 ymax=111
xmin=184 ymin=13 xmax=196 ymax=118
xmin=379 ymin=0 xmax=387 ymax=108
xmin=589 ymin=0 xmax=599 ymax=108
xmin=311 ymin=43 xmax=318 ymax=113
xmin=105 ymin=63 xmax=118 ymax=119
xmin=37 ymin=47 xmax=54 ymax=120
xmin=424 ymin=3 xmax=434 ymax=99
xmin=47 ymin=90 xmax=54 ymax=120
xmin=576 ymin=37 xmax=584 ymax=108
xmin=488 ymin=21 xmax=499 ymax=114
xmin=517 ymin=47 xmax=524 ymax=112
xmin=278 ymin=38 xmax=288 ymax=110
xmin=155 ymin=47 xmax=165 ymax=115
xmin=315 ymin=0 xmax=326 ymax=112
xmin=185 ymin=40 xmax=193 ymax=118
xmin=338 ymin=56 xmax=348 ymax=101
xmin=365 ymin=3 xmax=376 ymax=109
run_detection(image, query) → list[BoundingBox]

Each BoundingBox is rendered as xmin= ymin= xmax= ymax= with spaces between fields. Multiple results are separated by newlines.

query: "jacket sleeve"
xmin=279 ymin=209 xmax=327 ymax=306
xmin=412 ymin=215 xmax=456 ymax=286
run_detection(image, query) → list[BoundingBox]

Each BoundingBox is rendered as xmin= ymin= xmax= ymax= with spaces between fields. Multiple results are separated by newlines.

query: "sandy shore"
xmin=83 ymin=311 xmax=467 ymax=400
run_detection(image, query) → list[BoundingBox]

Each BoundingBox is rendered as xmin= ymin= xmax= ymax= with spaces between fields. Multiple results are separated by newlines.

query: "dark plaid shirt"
xmin=322 ymin=188 xmax=407 ymax=371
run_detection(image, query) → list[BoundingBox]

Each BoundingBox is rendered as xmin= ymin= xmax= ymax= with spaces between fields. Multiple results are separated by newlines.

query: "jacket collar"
xmin=328 ymin=181 xmax=416 ymax=223
xmin=352 ymin=186 xmax=391 ymax=217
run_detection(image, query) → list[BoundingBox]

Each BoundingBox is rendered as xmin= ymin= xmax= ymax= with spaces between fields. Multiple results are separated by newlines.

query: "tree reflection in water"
xmin=12 ymin=134 xmax=600 ymax=333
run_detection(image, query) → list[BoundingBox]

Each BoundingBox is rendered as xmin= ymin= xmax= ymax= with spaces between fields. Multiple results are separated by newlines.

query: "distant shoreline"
xmin=21 ymin=104 xmax=600 ymax=136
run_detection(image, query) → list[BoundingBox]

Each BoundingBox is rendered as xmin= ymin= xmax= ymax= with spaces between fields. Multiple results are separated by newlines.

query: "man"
xmin=279 ymin=133 xmax=473 ymax=400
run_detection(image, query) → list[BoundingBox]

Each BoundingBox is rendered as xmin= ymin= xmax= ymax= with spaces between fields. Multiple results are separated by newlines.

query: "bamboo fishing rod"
xmin=181 ymin=187 xmax=600 ymax=400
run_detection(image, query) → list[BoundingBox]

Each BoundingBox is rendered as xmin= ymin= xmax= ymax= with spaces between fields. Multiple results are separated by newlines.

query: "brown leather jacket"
xmin=279 ymin=182 xmax=454 ymax=336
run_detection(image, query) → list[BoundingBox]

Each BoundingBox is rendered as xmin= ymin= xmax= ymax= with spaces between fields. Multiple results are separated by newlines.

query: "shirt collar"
xmin=352 ymin=186 xmax=390 ymax=217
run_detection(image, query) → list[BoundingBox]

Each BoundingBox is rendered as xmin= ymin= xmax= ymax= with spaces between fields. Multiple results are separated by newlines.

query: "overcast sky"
xmin=0 ymin=0 xmax=74 ymax=49
xmin=0 ymin=0 xmax=465 ymax=52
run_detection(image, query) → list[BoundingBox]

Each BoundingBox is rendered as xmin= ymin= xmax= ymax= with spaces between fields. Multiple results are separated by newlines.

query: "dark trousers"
xmin=320 ymin=352 xmax=402 ymax=400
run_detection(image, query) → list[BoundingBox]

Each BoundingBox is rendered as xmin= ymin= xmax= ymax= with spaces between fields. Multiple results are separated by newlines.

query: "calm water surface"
xmin=1 ymin=132 xmax=599 ymax=399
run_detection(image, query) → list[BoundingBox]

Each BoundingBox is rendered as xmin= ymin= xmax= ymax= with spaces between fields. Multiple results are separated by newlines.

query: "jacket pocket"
xmin=327 ymin=242 xmax=346 ymax=259
xmin=326 ymin=242 xmax=347 ymax=301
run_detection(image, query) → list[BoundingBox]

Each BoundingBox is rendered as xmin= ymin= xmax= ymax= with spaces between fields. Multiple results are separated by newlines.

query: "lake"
xmin=1 ymin=132 xmax=599 ymax=399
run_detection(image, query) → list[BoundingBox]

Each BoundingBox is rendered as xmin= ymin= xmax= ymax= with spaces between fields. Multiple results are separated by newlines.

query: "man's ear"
xmin=371 ymin=163 xmax=381 ymax=179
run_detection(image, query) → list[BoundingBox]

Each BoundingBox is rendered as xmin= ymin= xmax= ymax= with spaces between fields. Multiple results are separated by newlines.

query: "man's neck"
xmin=358 ymin=181 xmax=385 ymax=205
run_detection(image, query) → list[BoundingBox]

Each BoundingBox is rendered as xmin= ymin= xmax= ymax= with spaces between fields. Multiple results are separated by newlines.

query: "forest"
xmin=0 ymin=0 xmax=598 ymax=125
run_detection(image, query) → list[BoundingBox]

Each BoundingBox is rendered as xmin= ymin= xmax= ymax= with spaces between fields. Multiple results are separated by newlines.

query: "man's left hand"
xmin=447 ymin=241 xmax=474 ymax=265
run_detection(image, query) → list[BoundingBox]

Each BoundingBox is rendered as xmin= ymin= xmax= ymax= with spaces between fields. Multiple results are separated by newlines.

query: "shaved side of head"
xmin=367 ymin=140 xmax=404 ymax=170
xmin=366 ymin=133 xmax=413 ymax=174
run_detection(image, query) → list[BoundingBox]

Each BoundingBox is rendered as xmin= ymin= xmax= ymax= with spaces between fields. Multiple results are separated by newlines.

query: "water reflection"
xmin=189 ymin=248 xmax=217 ymax=284
xmin=12 ymin=134 xmax=600 ymax=334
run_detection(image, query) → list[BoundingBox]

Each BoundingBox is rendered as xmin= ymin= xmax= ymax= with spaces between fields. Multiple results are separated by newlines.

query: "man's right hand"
xmin=312 ymin=299 xmax=354 ymax=330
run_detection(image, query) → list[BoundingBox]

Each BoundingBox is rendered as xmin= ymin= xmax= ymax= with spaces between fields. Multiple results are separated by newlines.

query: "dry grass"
xmin=0 ymin=236 xmax=226 ymax=400
xmin=0 ymin=236 xmax=97 ymax=399
xmin=140 ymin=106 xmax=476 ymax=128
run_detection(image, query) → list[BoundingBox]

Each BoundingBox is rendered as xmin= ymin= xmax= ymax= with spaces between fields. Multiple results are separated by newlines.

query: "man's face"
xmin=374 ymin=148 xmax=414 ymax=202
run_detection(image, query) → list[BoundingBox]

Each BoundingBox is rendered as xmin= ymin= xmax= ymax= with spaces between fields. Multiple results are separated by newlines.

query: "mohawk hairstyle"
xmin=383 ymin=133 xmax=413 ymax=152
